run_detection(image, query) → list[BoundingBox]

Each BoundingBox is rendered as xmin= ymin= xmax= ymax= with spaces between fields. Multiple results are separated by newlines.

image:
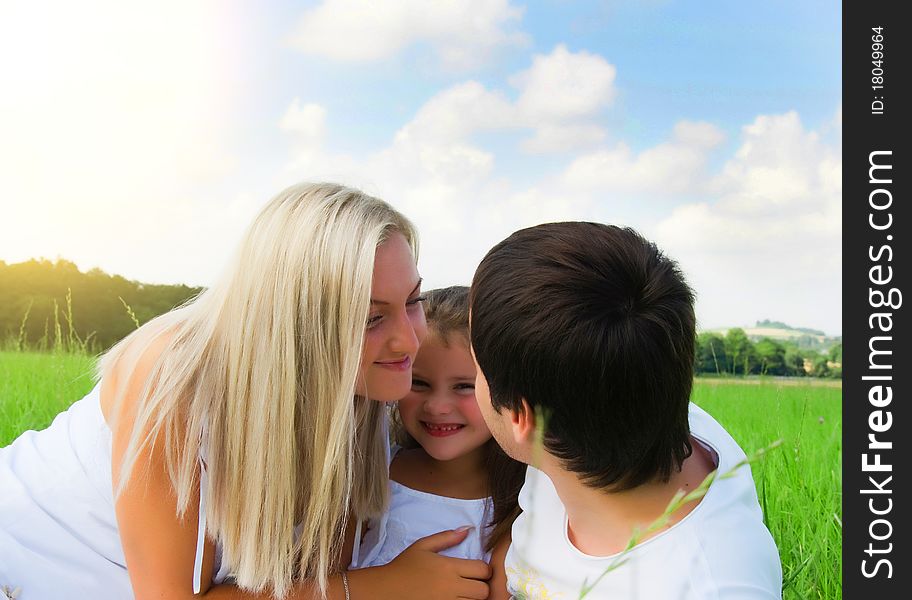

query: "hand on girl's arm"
xmin=487 ymin=532 xmax=513 ymax=600
xmin=347 ymin=529 xmax=491 ymax=600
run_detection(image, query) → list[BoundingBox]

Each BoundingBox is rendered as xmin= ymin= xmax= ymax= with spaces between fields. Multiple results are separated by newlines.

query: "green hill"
xmin=0 ymin=259 xmax=202 ymax=352
xmin=703 ymin=321 xmax=841 ymax=353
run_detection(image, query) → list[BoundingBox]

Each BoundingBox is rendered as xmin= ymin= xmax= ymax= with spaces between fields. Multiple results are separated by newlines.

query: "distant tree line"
xmin=0 ymin=259 xmax=202 ymax=352
xmin=2 ymin=259 xmax=843 ymax=378
xmin=696 ymin=329 xmax=842 ymax=378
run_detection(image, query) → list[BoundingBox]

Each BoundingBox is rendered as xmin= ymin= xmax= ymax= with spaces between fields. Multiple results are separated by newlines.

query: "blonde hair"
xmin=99 ymin=183 xmax=417 ymax=597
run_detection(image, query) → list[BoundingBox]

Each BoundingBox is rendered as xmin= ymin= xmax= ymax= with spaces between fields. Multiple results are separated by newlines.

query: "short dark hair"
xmin=470 ymin=222 xmax=696 ymax=491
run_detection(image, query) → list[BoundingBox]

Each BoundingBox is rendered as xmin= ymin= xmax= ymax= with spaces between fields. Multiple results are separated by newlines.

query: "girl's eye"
xmin=411 ymin=378 xmax=430 ymax=390
xmin=454 ymin=383 xmax=476 ymax=393
xmin=366 ymin=314 xmax=383 ymax=329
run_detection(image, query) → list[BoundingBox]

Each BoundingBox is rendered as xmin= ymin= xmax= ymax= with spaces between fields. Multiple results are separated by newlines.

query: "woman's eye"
xmin=366 ymin=314 xmax=383 ymax=329
xmin=406 ymin=295 xmax=427 ymax=307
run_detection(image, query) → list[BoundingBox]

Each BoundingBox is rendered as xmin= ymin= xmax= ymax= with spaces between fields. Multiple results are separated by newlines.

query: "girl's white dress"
xmin=0 ymin=385 xmax=229 ymax=599
xmin=349 ymin=446 xmax=493 ymax=569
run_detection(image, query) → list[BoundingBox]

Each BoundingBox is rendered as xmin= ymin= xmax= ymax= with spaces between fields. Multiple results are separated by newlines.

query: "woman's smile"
xmin=375 ymin=356 xmax=413 ymax=371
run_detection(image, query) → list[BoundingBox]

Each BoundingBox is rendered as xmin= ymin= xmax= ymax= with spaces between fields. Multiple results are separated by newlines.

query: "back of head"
xmin=470 ymin=222 xmax=696 ymax=491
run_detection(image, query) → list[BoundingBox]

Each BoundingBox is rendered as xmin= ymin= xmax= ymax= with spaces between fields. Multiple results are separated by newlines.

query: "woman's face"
xmin=357 ymin=232 xmax=427 ymax=402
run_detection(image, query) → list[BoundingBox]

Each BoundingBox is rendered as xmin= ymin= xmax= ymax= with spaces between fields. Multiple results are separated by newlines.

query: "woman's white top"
xmin=0 ymin=385 xmax=229 ymax=599
xmin=503 ymin=403 xmax=783 ymax=599
xmin=349 ymin=447 xmax=493 ymax=569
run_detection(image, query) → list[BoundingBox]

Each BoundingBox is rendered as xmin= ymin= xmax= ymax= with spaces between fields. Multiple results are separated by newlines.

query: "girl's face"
xmin=397 ymin=334 xmax=492 ymax=462
xmin=357 ymin=232 xmax=427 ymax=402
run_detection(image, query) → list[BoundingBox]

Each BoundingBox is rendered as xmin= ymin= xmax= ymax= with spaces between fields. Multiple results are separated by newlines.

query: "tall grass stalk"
xmin=16 ymin=300 xmax=33 ymax=352
xmin=5 ymin=289 xmax=98 ymax=355
xmin=119 ymin=296 xmax=141 ymax=330
xmin=38 ymin=317 xmax=50 ymax=352
xmin=52 ymin=299 xmax=63 ymax=354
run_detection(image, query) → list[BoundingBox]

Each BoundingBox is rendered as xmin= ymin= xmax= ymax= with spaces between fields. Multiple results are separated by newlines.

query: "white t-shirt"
xmin=349 ymin=448 xmax=492 ymax=569
xmin=503 ymin=403 xmax=782 ymax=600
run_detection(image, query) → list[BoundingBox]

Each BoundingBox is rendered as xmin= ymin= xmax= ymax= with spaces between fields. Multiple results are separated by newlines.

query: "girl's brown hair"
xmin=391 ymin=285 xmax=524 ymax=551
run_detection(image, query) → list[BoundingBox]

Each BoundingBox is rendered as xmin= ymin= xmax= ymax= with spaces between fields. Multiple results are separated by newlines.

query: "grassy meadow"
xmin=692 ymin=378 xmax=842 ymax=599
xmin=0 ymin=351 xmax=96 ymax=445
xmin=0 ymin=351 xmax=842 ymax=599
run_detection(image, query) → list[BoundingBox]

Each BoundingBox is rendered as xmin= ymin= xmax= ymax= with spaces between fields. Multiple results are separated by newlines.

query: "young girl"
xmin=349 ymin=286 xmax=525 ymax=588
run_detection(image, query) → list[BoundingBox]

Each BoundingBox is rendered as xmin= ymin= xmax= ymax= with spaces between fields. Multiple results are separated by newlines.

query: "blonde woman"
xmin=0 ymin=183 xmax=491 ymax=599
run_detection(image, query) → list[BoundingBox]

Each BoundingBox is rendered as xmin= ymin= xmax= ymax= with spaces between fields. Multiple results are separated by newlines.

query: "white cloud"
xmin=520 ymin=123 xmax=607 ymax=154
xmin=280 ymin=99 xmax=330 ymax=172
xmin=710 ymin=111 xmax=835 ymax=213
xmin=561 ymin=120 xmax=726 ymax=194
xmin=654 ymin=109 xmax=841 ymax=333
xmin=288 ymin=0 xmax=527 ymax=70
xmin=672 ymin=120 xmax=726 ymax=149
xmin=381 ymin=46 xmax=618 ymax=155
xmin=395 ymin=82 xmax=517 ymax=144
xmin=510 ymin=44 xmax=617 ymax=153
xmin=280 ymin=99 xmax=327 ymax=142
xmin=282 ymin=44 xmax=618 ymax=179
xmin=373 ymin=138 xmax=496 ymax=189
xmin=274 ymin=59 xmax=839 ymax=333
xmin=512 ymin=44 xmax=617 ymax=122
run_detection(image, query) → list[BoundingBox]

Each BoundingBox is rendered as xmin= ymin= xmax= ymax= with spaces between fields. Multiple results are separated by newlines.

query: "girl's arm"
xmin=107 ymin=340 xmax=490 ymax=600
xmin=488 ymin=532 xmax=513 ymax=600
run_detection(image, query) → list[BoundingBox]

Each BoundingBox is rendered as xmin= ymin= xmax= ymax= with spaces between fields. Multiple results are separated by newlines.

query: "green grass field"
xmin=692 ymin=378 xmax=841 ymax=599
xmin=1 ymin=351 xmax=842 ymax=598
xmin=0 ymin=351 xmax=97 ymax=445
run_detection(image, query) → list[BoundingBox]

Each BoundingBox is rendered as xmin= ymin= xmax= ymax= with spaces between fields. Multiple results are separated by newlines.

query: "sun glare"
xmin=0 ymin=0 xmax=242 ymax=281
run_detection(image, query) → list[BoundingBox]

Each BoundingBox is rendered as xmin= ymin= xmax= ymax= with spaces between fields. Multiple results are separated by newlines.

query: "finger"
xmin=457 ymin=579 xmax=490 ymax=600
xmin=410 ymin=526 xmax=472 ymax=553
xmin=457 ymin=558 xmax=493 ymax=581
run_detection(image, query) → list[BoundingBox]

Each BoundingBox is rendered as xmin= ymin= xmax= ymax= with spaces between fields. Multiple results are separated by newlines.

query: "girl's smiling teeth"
xmin=421 ymin=421 xmax=466 ymax=437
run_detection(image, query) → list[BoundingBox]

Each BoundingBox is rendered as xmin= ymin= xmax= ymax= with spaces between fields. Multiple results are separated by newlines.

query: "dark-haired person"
xmin=472 ymin=222 xmax=782 ymax=599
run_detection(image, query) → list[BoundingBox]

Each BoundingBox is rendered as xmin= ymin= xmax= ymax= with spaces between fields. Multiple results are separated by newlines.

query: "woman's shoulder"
xmin=99 ymin=326 xmax=178 ymax=428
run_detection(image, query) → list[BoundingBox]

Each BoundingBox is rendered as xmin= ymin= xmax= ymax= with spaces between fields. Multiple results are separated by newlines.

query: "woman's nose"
xmin=389 ymin=308 xmax=423 ymax=356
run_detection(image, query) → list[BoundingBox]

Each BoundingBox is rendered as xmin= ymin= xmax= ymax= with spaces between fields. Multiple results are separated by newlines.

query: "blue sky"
xmin=0 ymin=0 xmax=842 ymax=334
